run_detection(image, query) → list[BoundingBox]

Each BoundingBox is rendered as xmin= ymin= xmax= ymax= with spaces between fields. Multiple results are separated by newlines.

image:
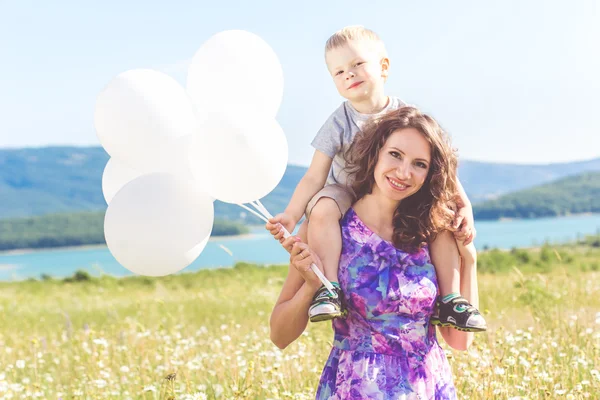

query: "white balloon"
xmin=104 ymin=173 xmax=214 ymax=276
xmin=163 ymin=135 xmax=214 ymax=201
xmin=94 ymin=69 xmax=199 ymax=172
xmin=187 ymin=30 xmax=284 ymax=118
xmin=103 ymin=143 xmax=214 ymax=206
xmin=187 ymin=112 xmax=288 ymax=204
xmin=102 ymin=158 xmax=144 ymax=205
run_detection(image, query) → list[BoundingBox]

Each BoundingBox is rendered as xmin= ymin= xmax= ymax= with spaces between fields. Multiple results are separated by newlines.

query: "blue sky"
xmin=0 ymin=0 xmax=598 ymax=165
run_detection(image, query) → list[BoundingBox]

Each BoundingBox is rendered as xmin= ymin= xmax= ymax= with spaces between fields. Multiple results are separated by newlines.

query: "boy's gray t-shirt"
xmin=311 ymin=96 xmax=406 ymax=186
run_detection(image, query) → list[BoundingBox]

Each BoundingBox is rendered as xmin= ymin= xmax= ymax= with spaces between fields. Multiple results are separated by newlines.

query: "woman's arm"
xmin=269 ymin=240 xmax=324 ymax=349
xmin=270 ymin=266 xmax=316 ymax=349
xmin=429 ymin=231 xmax=477 ymax=351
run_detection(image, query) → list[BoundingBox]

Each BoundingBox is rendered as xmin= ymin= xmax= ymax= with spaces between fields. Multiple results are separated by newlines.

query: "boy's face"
xmin=325 ymin=40 xmax=388 ymax=103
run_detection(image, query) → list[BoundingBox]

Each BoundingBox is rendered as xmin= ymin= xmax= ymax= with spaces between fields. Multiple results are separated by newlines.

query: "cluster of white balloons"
xmin=95 ymin=30 xmax=288 ymax=277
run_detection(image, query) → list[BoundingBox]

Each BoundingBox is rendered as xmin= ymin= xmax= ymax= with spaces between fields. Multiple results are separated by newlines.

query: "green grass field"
xmin=0 ymin=240 xmax=599 ymax=399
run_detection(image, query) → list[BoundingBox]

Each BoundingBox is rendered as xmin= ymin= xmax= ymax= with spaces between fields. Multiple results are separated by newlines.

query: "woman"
xmin=269 ymin=106 xmax=480 ymax=399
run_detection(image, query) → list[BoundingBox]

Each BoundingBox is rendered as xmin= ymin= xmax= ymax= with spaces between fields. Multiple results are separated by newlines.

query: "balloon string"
xmin=252 ymin=200 xmax=272 ymax=219
xmin=236 ymin=203 xmax=269 ymax=224
xmin=239 ymin=201 xmax=337 ymax=298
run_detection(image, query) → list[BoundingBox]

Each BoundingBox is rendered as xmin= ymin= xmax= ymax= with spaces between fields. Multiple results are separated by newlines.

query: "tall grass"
xmin=0 ymin=241 xmax=599 ymax=399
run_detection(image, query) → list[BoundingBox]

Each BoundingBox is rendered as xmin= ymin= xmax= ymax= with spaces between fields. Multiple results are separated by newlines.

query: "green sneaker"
xmin=430 ymin=294 xmax=487 ymax=332
xmin=308 ymin=282 xmax=345 ymax=323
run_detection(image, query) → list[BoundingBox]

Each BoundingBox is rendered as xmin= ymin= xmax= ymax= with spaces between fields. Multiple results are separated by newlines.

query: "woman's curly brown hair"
xmin=344 ymin=106 xmax=459 ymax=253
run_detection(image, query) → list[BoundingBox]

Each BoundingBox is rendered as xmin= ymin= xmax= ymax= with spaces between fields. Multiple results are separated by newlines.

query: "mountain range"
xmin=1 ymin=146 xmax=599 ymax=221
xmin=473 ymin=171 xmax=600 ymax=219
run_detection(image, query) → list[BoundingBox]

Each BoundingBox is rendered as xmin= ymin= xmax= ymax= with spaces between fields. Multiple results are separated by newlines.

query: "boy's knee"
xmin=310 ymin=197 xmax=341 ymax=223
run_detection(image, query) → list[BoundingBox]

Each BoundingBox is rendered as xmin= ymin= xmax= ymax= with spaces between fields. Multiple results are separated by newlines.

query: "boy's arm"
xmin=285 ymin=150 xmax=333 ymax=222
xmin=267 ymin=107 xmax=342 ymax=236
xmin=268 ymin=150 xmax=333 ymax=234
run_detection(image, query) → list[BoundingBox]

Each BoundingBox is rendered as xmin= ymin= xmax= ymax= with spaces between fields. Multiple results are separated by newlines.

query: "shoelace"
xmin=452 ymin=299 xmax=479 ymax=315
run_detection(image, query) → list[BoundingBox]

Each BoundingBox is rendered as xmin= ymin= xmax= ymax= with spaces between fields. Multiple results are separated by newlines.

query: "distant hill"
xmin=473 ymin=171 xmax=600 ymax=220
xmin=459 ymin=158 xmax=600 ymax=202
xmin=0 ymin=147 xmax=108 ymax=218
xmin=1 ymin=146 xmax=599 ymax=221
xmin=0 ymin=146 xmax=308 ymax=223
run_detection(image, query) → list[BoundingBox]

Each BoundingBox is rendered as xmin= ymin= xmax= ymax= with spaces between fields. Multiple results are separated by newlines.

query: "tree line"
xmin=0 ymin=211 xmax=248 ymax=251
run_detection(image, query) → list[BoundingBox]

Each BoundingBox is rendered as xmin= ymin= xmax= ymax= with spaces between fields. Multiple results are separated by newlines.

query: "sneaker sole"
xmin=433 ymin=321 xmax=487 ymax=332
xmin=310 ymin=311 xmax=343 ymax=323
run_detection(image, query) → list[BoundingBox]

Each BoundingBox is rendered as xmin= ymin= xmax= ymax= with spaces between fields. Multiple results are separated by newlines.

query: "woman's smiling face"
xmin=372 ymin=127 xmax=431 ymax=203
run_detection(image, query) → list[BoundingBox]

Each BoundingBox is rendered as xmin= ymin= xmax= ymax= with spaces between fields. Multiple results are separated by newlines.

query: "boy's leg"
xmin=296 ymin=219 xmax=308 ymax=243
xmin=307 ymin=197 xmax=342 ymax=284
xmin=306 ymin=197 xmax=344 ymax=322
xmin=431 ymin=233 xmax=461 ymax=299
xmin=305 ymin=184 xmax=355 ymax=322
xmin=430 ymin=231 xmax=486 ymax=332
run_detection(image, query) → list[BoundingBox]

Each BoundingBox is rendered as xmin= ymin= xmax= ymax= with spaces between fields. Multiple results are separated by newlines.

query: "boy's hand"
xmin=452 ymin=204 xmax=476 ymax=246
xmin=265 ymin=213 xmax=297 ymax=250
xmin=270 ymin=213 xmax=296 ymax=234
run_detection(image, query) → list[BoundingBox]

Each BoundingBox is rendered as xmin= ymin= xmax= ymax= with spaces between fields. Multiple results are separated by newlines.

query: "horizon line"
xmin=0 ymin=144 xmax=598 ymax=168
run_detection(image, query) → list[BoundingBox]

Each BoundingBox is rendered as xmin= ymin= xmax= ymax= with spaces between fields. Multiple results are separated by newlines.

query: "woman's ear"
xmin=381 ymin=57 xmax=390 ymax=80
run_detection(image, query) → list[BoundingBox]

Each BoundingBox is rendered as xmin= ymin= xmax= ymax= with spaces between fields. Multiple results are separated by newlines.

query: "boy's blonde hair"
xmin=325 ymin=25 xmax=387 ymax=58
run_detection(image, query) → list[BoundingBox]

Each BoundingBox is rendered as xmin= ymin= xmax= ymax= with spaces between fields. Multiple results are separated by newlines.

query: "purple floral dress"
xmin=316 ymin=208 xmax=456 ymax=400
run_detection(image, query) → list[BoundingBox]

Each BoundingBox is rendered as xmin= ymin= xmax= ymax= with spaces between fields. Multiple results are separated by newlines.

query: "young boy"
xmin=267 ymin=26 xmax=486 ymax=332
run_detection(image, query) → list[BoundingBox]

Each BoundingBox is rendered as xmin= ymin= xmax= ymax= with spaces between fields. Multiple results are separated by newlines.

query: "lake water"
xmin=1 ymin=214 xmax=599 ymax=281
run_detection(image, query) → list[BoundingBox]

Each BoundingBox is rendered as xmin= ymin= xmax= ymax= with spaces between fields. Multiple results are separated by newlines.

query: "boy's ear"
xmin=380 ymin=57 xmax=390 ymax=79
